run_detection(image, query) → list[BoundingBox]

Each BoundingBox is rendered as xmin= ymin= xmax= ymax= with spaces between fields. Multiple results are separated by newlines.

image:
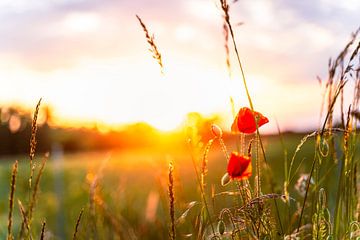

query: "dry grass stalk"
xmin=40 ymin=221 xmax=46 ymax=240
xmin=94 ymin=195 xmax=122 ymax=236
xmin=73 ymin=208 xmax=84 ymax=240
xmin=29 ymin=98 xmax=42 ymax=188
xmin=218 ymin=137 xmax=229 ymax=161
xmin=136 ymin=15 xmax=164 ymax=74
xmin=7 ymin=160 xmax=18 ymax=240
xmin=18 ymin=199 xmax=31 ymax=239
xmin=88 ymin=154 xmax=110 ymax=239
xmin=168 ymin=161 xmax=176 ymax=240
xmin=187 ymin=135 xmax=217 ymax=238
xmin=324 ymin=27 xmax=359 ymax=131
xmin=93 ymin=192 xmax=137 ymax=239
xmin=201 ymin=139 xmax=214 ymax=190
xmin=223 ymin=22 xmax=231 ymax=78
xmin=221 ymin=1 xmax=241 ymax=79
xmin=230 ymin=96 xmax=236 ymax=118
xmin=28 ymin=153 xmax=49 ymax=221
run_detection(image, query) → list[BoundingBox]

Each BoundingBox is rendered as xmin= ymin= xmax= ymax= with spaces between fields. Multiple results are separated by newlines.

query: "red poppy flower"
xmin=231 ymin=107 xmax=269 ymax=134
xmin=227 ymin=152 xmax=252 ymax=180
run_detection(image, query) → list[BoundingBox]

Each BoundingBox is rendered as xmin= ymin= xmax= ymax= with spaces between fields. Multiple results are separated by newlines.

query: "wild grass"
xmin=131 ymin=0 xmax=359 ymax=238
xmin=29 ymin=98 xmax=41 ymax=190
xmin=168 ymin=161 xmax=176 ymax=240
xmin=2 ymin=100 xmax=87 ymax=240
xmin=72 ymin=208 xmax=84 ymax=240
xmin=7 ymin=160 xmax=18 ymax=240
xmin=39 ymin=221 xmax=45 ymax=240
xmin=136 ymin=14 xmax=164 ymax=74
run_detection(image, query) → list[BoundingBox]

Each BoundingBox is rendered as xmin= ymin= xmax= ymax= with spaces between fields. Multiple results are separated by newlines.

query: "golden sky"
xmin=0 ymin=0 xmax=359 ymax=132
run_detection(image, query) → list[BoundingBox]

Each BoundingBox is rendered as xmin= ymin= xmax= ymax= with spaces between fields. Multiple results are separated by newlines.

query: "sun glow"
xmin=0 ymin=54 xmax=322 ymax=133
xmin=0 ymin=54 xmax=230 ymax=132
xmin=62 ymin=12 xmax=100 ymax=34
xmin=0 ymin=1 xmax=357 ymax=133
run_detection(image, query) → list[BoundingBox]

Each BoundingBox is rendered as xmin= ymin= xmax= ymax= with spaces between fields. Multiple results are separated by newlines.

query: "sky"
xmin=0 ymin=0 xmax=359 ymax=132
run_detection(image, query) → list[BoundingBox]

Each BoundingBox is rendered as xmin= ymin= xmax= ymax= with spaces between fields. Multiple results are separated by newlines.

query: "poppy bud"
xmin=221 ymin=172 xmax=231 ymax=186
xmin=211 ymin=124 xmax=223 ymax=138
xmin=217 ymin=220 xmax=225 ymax=235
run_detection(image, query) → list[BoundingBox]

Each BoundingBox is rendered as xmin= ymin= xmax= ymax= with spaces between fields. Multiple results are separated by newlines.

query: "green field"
xmin=0 ymin=132 xmax=322 ymax=239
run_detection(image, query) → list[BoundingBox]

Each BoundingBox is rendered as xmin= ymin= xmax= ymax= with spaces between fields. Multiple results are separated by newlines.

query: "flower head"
xmin=231 ymin=107 xmax=269 ymax=134
xmin=211 ymin=124 xmax=223 ymax=138
xmin=227 ymin=152 xmax=252 ymax=180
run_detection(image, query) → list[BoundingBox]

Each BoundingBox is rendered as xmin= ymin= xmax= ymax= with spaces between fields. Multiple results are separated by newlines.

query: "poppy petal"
xmin=227 ymin=152 xmax=252 ymax=180
xmin=231 ymin=107 xmax=268 ymax=134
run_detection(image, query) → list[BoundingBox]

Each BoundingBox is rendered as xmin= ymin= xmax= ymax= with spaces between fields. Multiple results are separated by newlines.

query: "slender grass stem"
xmin=168 ymin=162 xmax=176 ymax=240
xmin=297 ymin=81 xmax=347 ymax=232
xmin=40 ymin=221 xmax=46 ymax=240
xmin=7 ymin=161 xmax=18 ymax=240
xmin=73 ymin=208 xmax=84 ymax=240
xmin=187 ymin=141 xmax=216 ymax=236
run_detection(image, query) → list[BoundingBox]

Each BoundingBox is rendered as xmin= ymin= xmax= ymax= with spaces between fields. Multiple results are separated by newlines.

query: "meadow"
xmin=0 ymin=133 xmax=316 ymax=239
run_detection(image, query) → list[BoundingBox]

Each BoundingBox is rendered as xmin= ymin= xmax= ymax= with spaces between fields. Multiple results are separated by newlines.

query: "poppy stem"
xmin=255 ymin=134 xmax=261 ymax=198
xmin=221 ymin=1 xmax=284 ymax=234
xmin=218 ymin=138 xmax=230 ymax=162
xmin=240 ymin=133 xmax=245 ymax=155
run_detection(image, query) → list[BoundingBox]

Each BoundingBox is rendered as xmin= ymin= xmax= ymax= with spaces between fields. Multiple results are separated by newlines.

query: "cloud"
xmin=0 ymin=0 xmax=185 ymax=71
xmin=0 ymin=0 xmax=358 ymax=73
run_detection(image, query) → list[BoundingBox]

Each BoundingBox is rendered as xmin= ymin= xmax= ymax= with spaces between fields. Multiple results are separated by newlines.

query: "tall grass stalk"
xmin=201 ymin=138 xmax=215 ymax=191
xmin=88 ymin=154 xmax=111 ymax=240
xmin=136 ymin=15 xmax=164 ymax=74
xmin=7 ymin=160 xmax=18 ymax=240
xmin=168 ymin=161 xmax=176 ymax=240
xmin=294 ymin=27 xmax=360 ymax=238
xmin=187 ymin=140 xmax=216 ymax=238
xmin=40 ymin=221 xmax=46 ymax=240
xmin=73 ymin=208 xmax=84 ymax=240
xmin=28 ymin=153 xmax=48 ymax=222
xmin=29 ymin=98 xmax=42 ymax=189
xmin=18 ymin=199 xmax=31 ymax=239
xmin=297 ymin=80 xmax=347 ymax=232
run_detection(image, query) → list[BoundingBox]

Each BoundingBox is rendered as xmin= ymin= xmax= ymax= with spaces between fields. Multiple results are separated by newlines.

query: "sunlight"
xmin=174 ymin=25 xmax=196 ymax=42
xmin=62 ymin=12 xmax=100 ymax=34
xmin=185 ymin=0 xmax=219 ymax=22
